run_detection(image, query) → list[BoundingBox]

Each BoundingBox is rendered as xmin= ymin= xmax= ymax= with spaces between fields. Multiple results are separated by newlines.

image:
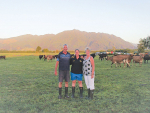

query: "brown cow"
xmin=106 ymin=56 xmax=113 ymax=61
xmin=108 ymin=55 xmax=133 ymax=68
xmin=47 ymin=55 xmax=55 ymax=62
xmin=132 ymin=55 xmax=143 ymax=67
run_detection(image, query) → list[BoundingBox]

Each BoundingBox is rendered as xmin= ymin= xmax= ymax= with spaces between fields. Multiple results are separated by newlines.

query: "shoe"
xmin=90 ymin=90 xmax=94 ymax=100
xmin=71 ymin=87 xmax=75 ymax=98
xmin=79 ymin=87 xmax=83 ymax=98
xmin=85 ymin=89 xmax=90 ymax=99
xmin=58 ymin=95 xmax=62 ymax=99
xmin=58 ymin=87 xmax=62 ymax=99
xmin=65 ymin=87 xmax=69 ymax=98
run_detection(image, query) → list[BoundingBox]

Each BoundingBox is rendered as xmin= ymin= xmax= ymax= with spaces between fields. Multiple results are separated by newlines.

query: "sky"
xmin=0 ymin=0 xmax=150 ymax=44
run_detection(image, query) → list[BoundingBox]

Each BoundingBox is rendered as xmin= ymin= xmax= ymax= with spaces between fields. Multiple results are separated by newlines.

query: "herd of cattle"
xmin=0 ymin=53 xmax=149 ymax=68
xmin=39 ymin=53 xmax=96 ymax=61
xmin=39 ymin=53 xmax=150 ymax=67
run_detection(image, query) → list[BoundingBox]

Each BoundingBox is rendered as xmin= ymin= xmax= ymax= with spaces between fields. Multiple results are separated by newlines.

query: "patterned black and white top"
xmin=83 ymin=56 xmax=92 ymax=76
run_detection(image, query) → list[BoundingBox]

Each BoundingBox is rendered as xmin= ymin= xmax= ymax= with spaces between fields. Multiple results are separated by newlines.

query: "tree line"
xmin=138 ymin=36 xmax=150 ymax=53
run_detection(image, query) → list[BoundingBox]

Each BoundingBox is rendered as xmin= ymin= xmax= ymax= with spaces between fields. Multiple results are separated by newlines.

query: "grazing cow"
xmin=108 ymin=55 xmax=133 ymax=68
xmin=80 ymin=54 xmax=86 ymax=58
xmin=110 ymin=55 xmax=126 ymax=68
xmin=144 ymin=54 xmax=150 ymax=63
xmin=90 ymin=53 xmax=96 ymax=58
xmin=39 ymin=55 xmax=43 ymax=60
xmin=80 ymin=53 xmax=96 ymax=59
xmin=54 ymin=55 xmax=58 ymax=58
xmin=0 ymin=56 xmax=6 ymax=59
xmin=132 ymin=55 xmax=143 ymax=67
xmin=99 ymin=54 xmax=107 ymax=61
xmin=53 ymin=55 xmax=58 ymax=60
xmin=44 ymin=55 xmax=47 ymax=61
xmin=106 ymin=56 xmax=113 ymax=61
xmin=47 ymin=55 xmax=55 ymax=62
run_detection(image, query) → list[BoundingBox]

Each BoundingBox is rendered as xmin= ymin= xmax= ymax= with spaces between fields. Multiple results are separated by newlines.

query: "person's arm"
xmin=55 ymin=61 xmax=59 ymax=76
xmin=70 ymin=57 xmax=72 ymax=65
xmin=54 ymin=53 xmax=60 ymax=76
xmin=90 ymin=56 xmax=95 ymax=78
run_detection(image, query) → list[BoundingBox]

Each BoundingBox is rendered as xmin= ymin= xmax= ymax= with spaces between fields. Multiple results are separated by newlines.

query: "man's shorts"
xmin=59 ymin=70 xmax=70 ymax=82
xmin=71 ymin=72 xmax=83 ymax=81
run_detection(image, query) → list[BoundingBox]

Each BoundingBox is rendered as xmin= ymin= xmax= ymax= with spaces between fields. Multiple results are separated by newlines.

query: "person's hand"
xmin=54 ymin=70 xmax=57 ymax=76
xmin=91 ymin=74 xmax=94 ymax=79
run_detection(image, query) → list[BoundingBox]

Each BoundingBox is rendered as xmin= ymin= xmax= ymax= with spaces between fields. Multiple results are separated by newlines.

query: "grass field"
xmin=0 ymin=53 xmax=58 ymax=58
xmin=0 ymin=55 xmax=150 ymax=113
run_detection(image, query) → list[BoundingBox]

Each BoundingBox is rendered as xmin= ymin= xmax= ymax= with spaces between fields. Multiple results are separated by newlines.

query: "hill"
xmin=0 ymin=29 xmax=137 ymax=51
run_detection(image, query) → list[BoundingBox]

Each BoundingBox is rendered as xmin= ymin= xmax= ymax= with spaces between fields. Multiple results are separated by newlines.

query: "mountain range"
xmin=0 ymin=29 xmax=137 ymax=51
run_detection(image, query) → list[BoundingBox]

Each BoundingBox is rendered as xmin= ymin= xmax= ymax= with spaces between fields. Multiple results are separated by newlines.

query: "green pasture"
xmin=0 ymin=53 xmax=57 ymax=58
xmin=0 ymin=56 xmax=150 ymax=113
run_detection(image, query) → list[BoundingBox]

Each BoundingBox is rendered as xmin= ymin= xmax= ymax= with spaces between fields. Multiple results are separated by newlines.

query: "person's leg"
xmin=84 ymin=75 xmax=90 ymax=98
xmin=78 ymin=81 xmax=83 ymax=98
xmin=72 ymin=80 xmax=76 ymax=98
xmin=58 ymin=70 xmax=64 ymax=99
xmin=58 ymin=82 xmax=62 ymax=99
xmin=78 ymin=81 xmax=82 ymax=87
xmin=77 ymin=74 xmax=83 ymax=87
xmin=59 ymin=82 xmax=62 ymax=88
xmin=84 ymin=75 xmax=89 ymax=89
xmin=89 ymin=75 xmax=95 ymax=100
xmin=77 ymin=74 xmax=83 ymax=98
xmin=65 ymin=82 xmax=68 ymax=87
xmin=71 ymin=72 xmax=76 ymax=98
xmin=72 ymin=80 xmax=76 ymax=87
xmin=64 ymin=71 xmax=70 ymax=98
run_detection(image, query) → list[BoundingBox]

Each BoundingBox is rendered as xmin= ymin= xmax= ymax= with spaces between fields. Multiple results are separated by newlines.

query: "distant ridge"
xmin=0 ymin=29 xmax=137 ymax=51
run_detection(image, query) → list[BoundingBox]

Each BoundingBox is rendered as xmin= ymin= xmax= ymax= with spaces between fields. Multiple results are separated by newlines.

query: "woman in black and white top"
xmin=83 ymin=47 xmax=95 ymax=99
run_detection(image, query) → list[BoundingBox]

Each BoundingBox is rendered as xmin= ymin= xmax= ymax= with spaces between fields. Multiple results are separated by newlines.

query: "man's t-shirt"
xmin=70 ymin=55 xmax=83 ymax=74
xmin=57 ymin=51 xmax=71 ymax=71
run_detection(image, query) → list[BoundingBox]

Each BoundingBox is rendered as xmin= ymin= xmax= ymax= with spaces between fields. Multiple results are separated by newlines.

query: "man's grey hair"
xmin=85 ymin=47 xmax=91 ymax=52
xmin=75 ymin=49 xmax=79 ymax=52
xmin=63 ymin=44 xmax=68 ymax=48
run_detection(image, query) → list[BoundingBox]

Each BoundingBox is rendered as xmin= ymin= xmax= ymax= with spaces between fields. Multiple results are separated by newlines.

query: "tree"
xmin=143 ymin=36 xmax=150 ymax=49
xmin=138 ymin=39 xmax=146 ymax=53
xmin=42 ymin=48 xmax=49 ymax=52
xmin=36 ymin=46 xmax=42 ymax=52
xmin=112 ymin=46 xmax=116 ymax=52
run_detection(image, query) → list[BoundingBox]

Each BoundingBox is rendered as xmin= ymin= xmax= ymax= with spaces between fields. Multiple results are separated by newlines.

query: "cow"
xmin=132 ymin=55 xmax=143 ymax=67
xmin=39 ymin=55 xmax=43 ymax=60
xmin=110 ymin=55 xmax=126 ymax=68
xmin=80 ymin=54 xmax=86 ymax=58
xmin=54 ymin=55 xmax=58 ymax=59
xmin=106 ymin=56 xmax=113 ymax=61
xmin=44 ymin=55 xmax=47 ymax=61
xmin=90 ymin=53 xmax=96 ymax=58
xmin=0 ymin=56 xmax=6 ymax=59
xmin=144 ymin=54 xmax=150 ymax=63
xmin=52 ymin=55 xmax=58 ymax=60
xmin=80 ymin=53 xmax=96 ymax=59
xmin=99 ymin=54 xmax=107 ymax=61
xmin=47 ymin=55 xmax=55 ymax=62
xmin=107 ymin=55 xmax=133 ymax=68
